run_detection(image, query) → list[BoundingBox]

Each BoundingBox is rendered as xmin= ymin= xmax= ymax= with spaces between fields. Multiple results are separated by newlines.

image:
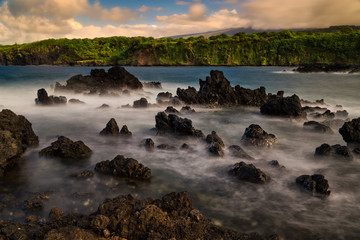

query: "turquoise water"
xmin=0 ymin=66 xmax=359 ymax=239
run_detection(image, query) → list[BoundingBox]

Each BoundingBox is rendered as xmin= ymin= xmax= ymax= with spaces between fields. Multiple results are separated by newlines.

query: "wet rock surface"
xmin=164 ymin=106 xmax=179 ymax=114
xmin=228 ymin=145 xmax=254 ymax=160
xmin=133 ymin=97 xmax=148 ymax=108
xmin=35 ymin=88 xmax=67 ymax=105
xmin=120 ymin=125 xmax=132 ymax=136
xmin=303 ymin=121 xmax=333 ymax=134
xmin=55 ymin=67 xmax=143 ymax=94
xmin=39 ymin=136 xmax=92 ymax=159
xmin=241 ymin=124 xmax=278 ymax=148
xmin=260 ymin=94 xmax=306 ymax=119
xmin=0 ymin=192 xmax=276 ymax=240
xmin=315 ymin=143 xmax=353 ymax=160
xmin=100 ymin=118 xmax=119 ymax=136
xmin=176 ymin=70 xmax=269 ymax=106
xmin=296 ymin=174 xmax=331 ymax=196
xmin=180 ymin=105 xmax=196 ymax=114
xmin=95 ymin=155 xmax=151 ymax=180
xmin=229 ymin=161 xmax=270 ymax=183
xmin=339 ymin=118 xmax=360 ymax=144
xmin=0 ymin=109 xmax=39 ymax=176
xmin=155 ymin=112 xmax=204 ymax=138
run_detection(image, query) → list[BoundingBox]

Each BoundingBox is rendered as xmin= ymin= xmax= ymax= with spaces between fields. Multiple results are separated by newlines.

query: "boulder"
xmin=0 ymin=109 xmax=39 ymax=176
xmin=260 ymin=94 xmax=306 ymax=119
xmin=312 ymin=110 xmax=335 ymax=119
xmin=339 ymin=118 xmax=360 ymax=144
xmin=209 ymin=142 xmax=224 ymax=157
xmin=268 ymin=160 xmax=285 ymax=169
xmin=157 ymin=144 xmax=176 ymax=151
xmin=155 ymin=112 xmax=204 ymax=138
xmin=120 ymin=125 xmax=132 ymax=136
xmin=296 ymin=174 xmax=330 ymax=196
xmin=143 ymin=138 xmax=155 ymax=150
xmin=55 ymin=67 xmax=143 ymax=94
xmin=100 ymin=118 xmax=119 ymax=136
xmin=143 ymin=81 xmax=162 ymax=89
xmin=133 ymin=98 xmax=148 ymax=108
xmin=206 ymin=131 xmax=225 ymax=147
xmin=303 ymin=121 xmax=333 ymax=134
xmin=68 ymin=99 xmax=85 ymax=104
xmin=156 ymin=92 xmax=172 ymax=104
xmin=176 ymin=70 xmax=269 ymax=106
xmin=49 ymin=207 xmax=64 ymax=220
xmin=165 ymin=106 xmax=179 ymax=114
xmin=335 ymin=110 xmax=349 ymax=118
xmin=228 ymin=145 xmax=254 ymax=160
xmin=180 ymin=106 xmax=196 ymax=114
xmin=35 ymin=88 xmax=67 ymax=105
xmin=39 ymin=136 xmax=92 ymax=159
xmin=95 ymin=155 xmax=151 ymax=180
xmin=241 ymin=124 xmax=278 ymax=148
xmin=228 ymin=161 xmax=270 ymax=183
xmin=314 ymin=143 xmax=353 ymax=160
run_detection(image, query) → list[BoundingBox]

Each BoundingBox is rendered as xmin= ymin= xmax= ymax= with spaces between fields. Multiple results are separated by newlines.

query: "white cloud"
xmin=137 ymin=5 xmax=163 ymax=13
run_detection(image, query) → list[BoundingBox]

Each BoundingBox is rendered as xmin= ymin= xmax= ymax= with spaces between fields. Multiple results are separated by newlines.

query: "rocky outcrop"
xmin=100 ymin=118 xmax=119 ymax=136
xmin=176 ymin=70 xmax=269 ymax=106
xmin=142 ymin=138 xmax=155 ymax=150
xmin=165 ymin=106 xmax=179 ymax=114
xmin=303 ymin=121 xmax=333 ymax=134
xmin=35 ymin=88 xmax=67 ymax=105
xmin=95 ymin=155 xmax=151 ymax=180
xmin=68 ymin=98 xmax=85 ymax=104
xmin=241 ymin=124 xmax=278 ymax=148
xmin=312 ymin=110 xmax=335 ymax=119
xmin=157 ymin=144 xmax=176 ymax=151
xmin=228 ymin=161 xmax=270 ymax=184
xmin=133 ymin=98 xmax=148 ymax=108
xmin=181 ymin=105 xmax=196 ymax=114
xmin=0 ymin=109 xmax=39 ymax=176
xmin=228 ymin=145 xmax=254 ymax=160
xmin=156 ymin=92 xmax=172 ymax=104
xmin=339 ymin=118 xmax=360 ymax=144
xmin=143 ymin=81 xmax=162 ymax=89
xmin=260 ymin=94 xmax=306 ymax=119
xmin=39 ymin=136 xmax=92 ymax=159
xmin=206 ymin=131 xmax=225 ymax=147
xmin=206 ymin=131 xmax=225 ymax=157
xmin=55 ymin=67 xmax=143 ymax=94
xmin=314 ymin=143 xmax=353 ymax=160
xmin=155 ymin=112 xmax=204 ymax=138
xmin=295 ymin=64 xmax=357 ymax=73
xmin=120 ymin=125 xmax=132 ymax=136
xmin=335 ymin=110 xmax=349 ymax=118
xmin=296 ymin=174 xmax=331 ymax=196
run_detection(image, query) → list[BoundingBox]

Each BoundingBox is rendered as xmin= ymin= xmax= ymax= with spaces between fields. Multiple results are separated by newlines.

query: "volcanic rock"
xmin=209 ymin=142 xmax=224 ymax=157
xmin=68 ymin=98 xmax=85 ymax=104
xmin=95 ymin=155 xmax=151 ymax=180
xmin=335 ymin=110 xmax=349 ymax=118
xmin=143 ymin=138 xmax=155 ymax=150
xmin=39 ymin=136 xmax=92 ymax=159
xmin=143 ymin=81 xmax=162 ymax=89
xmin=100 ymin=118 xmax=119 ymax=136
xmin=133 ymin=98 xmax=148 ymax=108
xmin=241 ymin=124 xmax=278 ymax=148
xmin=35 ymin=88 xmax=67 ymax=105
xmin=260 ymin=94 xmax=306 ymax=119
xmin=315 ymin=143 xmax=353 ymax=160
xmin=180 ymin=105 xmax=196 ymax=114
xmin=312 ymin=110 xmax=335 ymax=119
xmin=228 ymin=161 xmax=270 ymax=183
xmin=0 ymin=109 xmax=39 ymax=176
xmin=156 ymin=92 xmax=172 ymax=104
xmin=120 ymin=125 xmax=132 ymax=136
xmin=165 ymin=106 xmax=179 ymax=114
xmin=303 ymin=121 xmax=333 ymax=134
xmin=55 ymin=67 xmax=143 ymax=94
xmin=157 ymin=144 xmax=176 ymax=151
xmin=74 ymin=170 xmax=94 ymax=179
xmin=228 ymin=145 xmax=254 ymax=160
xmin=339 ymin=118 xmax=360 ymax=144
xmin=296 ymin=174 xmax=330 ymax=196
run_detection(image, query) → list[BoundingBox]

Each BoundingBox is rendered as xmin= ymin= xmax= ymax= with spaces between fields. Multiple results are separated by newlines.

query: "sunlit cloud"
xmin=137 ymin=5 xmax=163 ymax=13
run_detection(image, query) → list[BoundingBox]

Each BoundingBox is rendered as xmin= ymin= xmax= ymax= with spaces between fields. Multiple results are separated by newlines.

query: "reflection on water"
xmin=0 ymin=66 xmax=359 ymax=239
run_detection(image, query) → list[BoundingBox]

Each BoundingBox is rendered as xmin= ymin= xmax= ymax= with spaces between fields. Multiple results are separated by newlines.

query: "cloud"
xmin=137 ymin=5 xmax=163 ymax=13
xmin=176 ymin=1 xmax=192 ymax=6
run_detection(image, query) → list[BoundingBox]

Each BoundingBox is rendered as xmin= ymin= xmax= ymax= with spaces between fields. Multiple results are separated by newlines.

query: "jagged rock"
xmin=35 ymin=88 xmax=67 ymax=105
xmin=165 ymin=106 xmax=179 ymax=114
xmin=228 ymin=145 xmax=254 ymax=160
xmin=157 ymin=144 xmax=176 ymax=151
xmin=339 ymin=118 xmax=360 ymax=144
xmin=0 ymin=109 xmax=39 ymax=176
xmin=206 ymin=131 xmax=225 ymax=147
xmin=133 ymin=98 xmax=148 ymax=108
xmin=90 ymin=214 xmax=110 ymax=232
xmin=303 ymin=121 xmax=333 ymax=134
xmin=49 ymin=207 xmax=64 ymax=220
xmin=209 ymin=142 xmax=224 ymax=157
xmin=176 ymin=70 xmax=269 ymax=106
xmin=156 ymin=92 xmax=173 ymax=104
xmin=55 ymin=67 xmax=143 ymax=94
xmin=228 ymin=161 xmax=270 ymax=183
xmin=120 ymin=125 xmax=132 ymax=136
xmin=68 ymin=98 xmax=85 ymax=104
xmin=74 ymin=170 xmax=94 ymax=179
xmin=315 ymin=143 xmax=353 ymax=160
xmin=180 ymin=105 xmax=196 ymax=114
xmin=143 ymin=138 xmax=155 ymax=150
xmin=313 ymin=110 xmax=335 ymax=119
xmin=260 ymin=94 xmax=306 ymax=119
xmin=95 ymin=155 xmax=151 ymax=180
xmin=143 ymin=81 xmax=162 ymax=89
xmin=180 ymin=143 xmax=190 ymax=150
xmin=24 ymin=198 xmax=44 ymax=211
xmin=268 ymin=160 xmax=285 ymax=169
xmin=100 ymin=118 xmax=119 ymax=136
xmin=335 ymin=110 xmax=349 ymax=118
xmin=241 ymin=124 xmax=278 ymax=148
xmin=39 ymin=136 xmax=92 ymax=159
xmin=155 ymin=112 xmax=204 ymax=138
xmin=296 ymin=174 xmax=330 ymax=196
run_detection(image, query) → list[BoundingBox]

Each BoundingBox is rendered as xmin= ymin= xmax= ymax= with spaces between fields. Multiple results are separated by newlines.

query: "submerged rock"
xmin=339 ymin=118 xmax=360 ymax=144
xmin=315 ymin=143 xmax=353 ymax=160
xmin=228 ymin=161 xmax=270 ymax=183
xmin=39 ymin=136 xmax=92 ymax=159
xmin=176 ymin=70 xmax=269 ymax=106
xmin=312 ymin=110 xmax=335 ymax=119
xmin=260 ymin=94 xmax=306 ymax=119
xmin=133 ymin=98 xmax=148 ymax=108
xmin=296 ymin=174 xmax=330 ymax=196
xmin=155 ymin=112 xmax=204 ymax=138
xmin=241 ymin=124 xmax=278 ymax=148
xmin=142 ymin=81 xmax=162 ymax=89
xmin=95 ymin=155 xmax=151 ymax=180
xmin=180 ymin=105 xmax=196 ymax=114
xmin=228 ymin=145 xmax=254 ymax=160
xmin=35 ymin=88 xmax=67 ymax=105
xmin=157 ymin=144 xmax=176 ymax=151
xmin=55 ymin=67 xmax=143 ymax=94
xmin=100 ymin=118 xmax=119 ymax=136
xmin=143 ymin=138 xmax=155 ymax=150
xmin=68 ymin=98 xmax=85 ymax=104
xmin=0 ymin=109 xmax=39 ymax=176
xmin=303 ymin=121 xmax=333 ymax=134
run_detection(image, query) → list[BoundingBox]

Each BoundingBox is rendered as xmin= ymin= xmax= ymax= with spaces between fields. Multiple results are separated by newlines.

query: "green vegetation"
xmin=0 ymin=28 xmax=359 ymax=66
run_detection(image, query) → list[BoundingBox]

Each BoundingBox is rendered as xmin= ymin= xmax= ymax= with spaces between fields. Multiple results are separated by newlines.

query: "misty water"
xmin=0 ymin=66 xmax=359 ymax=239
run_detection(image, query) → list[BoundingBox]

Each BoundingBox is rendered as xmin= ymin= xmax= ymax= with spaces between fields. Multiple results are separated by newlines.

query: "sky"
xmin=0 ymin=0 xmax=360 ymax=45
